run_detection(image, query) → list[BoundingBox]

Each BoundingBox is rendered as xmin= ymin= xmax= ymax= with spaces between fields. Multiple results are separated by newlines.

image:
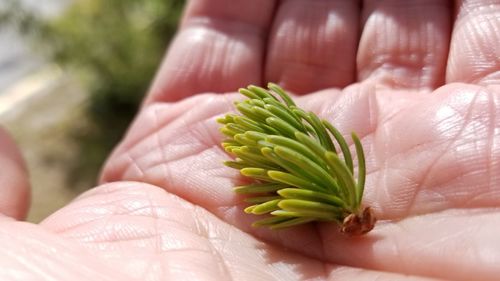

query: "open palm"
xmin=1 ymin=1 xmax=499 ymax=280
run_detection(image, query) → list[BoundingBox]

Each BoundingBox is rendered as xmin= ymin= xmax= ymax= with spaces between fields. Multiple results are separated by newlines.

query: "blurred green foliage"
xmin=0 ymin=0 xmax=185 ymax=187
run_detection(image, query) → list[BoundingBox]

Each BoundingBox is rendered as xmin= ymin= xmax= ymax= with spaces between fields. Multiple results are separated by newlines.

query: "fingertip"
xmin=357 ymin=0 xmax=451 ymax=90
xmin=446 ymin=0 xmax=500 ymax=86
xmin=143 ymin=0 xmax=277 ymax=105
xmin=0 ymin=128 xmax=30 ymax=220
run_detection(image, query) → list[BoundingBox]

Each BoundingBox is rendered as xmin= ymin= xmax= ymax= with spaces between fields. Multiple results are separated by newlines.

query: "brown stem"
xmin=341 ymin=207 xmax=376 ymax=235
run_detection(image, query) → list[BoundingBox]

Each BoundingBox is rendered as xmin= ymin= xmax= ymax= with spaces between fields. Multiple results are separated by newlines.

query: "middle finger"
xmin=265 ymin=0 xmax=361 ymax=94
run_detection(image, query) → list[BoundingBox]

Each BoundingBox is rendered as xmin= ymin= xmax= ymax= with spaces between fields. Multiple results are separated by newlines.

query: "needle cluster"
xmin=218 ymin=83 xmax=375 ymax=235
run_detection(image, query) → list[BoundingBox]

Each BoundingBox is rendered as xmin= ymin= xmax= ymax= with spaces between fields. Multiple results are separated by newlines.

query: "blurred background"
xmin=0 ymin=0 xmax=185 ymax=222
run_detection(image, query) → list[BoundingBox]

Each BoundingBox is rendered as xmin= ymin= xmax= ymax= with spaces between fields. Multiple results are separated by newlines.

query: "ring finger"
xmin=357 ymin=0 xmax=452 ymax=90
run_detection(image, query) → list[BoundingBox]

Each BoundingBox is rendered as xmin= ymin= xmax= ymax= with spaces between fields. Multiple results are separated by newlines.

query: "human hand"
xmin=1 ymin=1 xmax=499 ymax=280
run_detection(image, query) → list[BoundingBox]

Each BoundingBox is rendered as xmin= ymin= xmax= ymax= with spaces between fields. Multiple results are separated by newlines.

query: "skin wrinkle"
xmin=48 ymin=213 xmax=109 ymax=235
xmin=63 ymin=182 xmax=132 ymax=205
xmin=0 ymin=225 xmax=120 ymax=281
xmin=189 ymin=206 xmax=273 ymax=280
xmin=119 ymin=98 xmax=232 ymax=181
xmin=60 ymin=210 xmax=205 ymax=250
xmin=144 ymin=148 xmax=219 ymax=182
xmin=49 ymin=198 xmax=172 ymax=237
xmin=463 ymin=90 xmax=499 ymax=206
xmin=475 ymin=67 xmax=500 ymax=85
xmin=220 ymin=39 xmax=231 ymax=88
xmin=125 ymin=140 xmax=200 ymax=180
xmin=465 ymin=17 xmax=486 ymax=64
xmin=434 ymin=92 xmax=494 ymax=173
xmin=395 ymin=211 xmax=497 ymax=279
xmin=203 ymin=32 xmax=219 ymax=82
xmin=147 ymin=18 xmax=266 ymax=103
xmin=416 ymin=221 xmax=472 ymax=251
xmin=380 ymin=166 xmax=420 ymax=218
xmin=447 ymin=2 xmax=500 ymax=84
xmin=123 ymin=152 xmax=146 ymax=180
xmin=187 ymin=118 xmax=223 ymax=150
xmin=359 ymin=0 xmax=450 ymax=89
xmin=266 ymin=0 xmax=358 ymax=92
xmin=153 ymin=249 xmax=214 ymax=280
xmin=474 ymin=11 xmax=500 ymax=79
xmin=154 ymin=112 xmax=171 ymax=193
xmin=334 ymin=86 xmax=494 ymax=218
xmin=192 ymin=205 xmax=211 ymax=241
xmin=121 ymin=118 xmax=232 ymax=190
xmin=170 ymin=153 xmax=204 ymax=197
xmin=315 ymin=93 xmax=343 ymax=126
xmin=389 ymin=220 xmax=416 ymax=272
xmin=207 ymin=234 xmax=234 ymax=281
xmin=367 ymin=91 xmax=417 ymax=214
xmin=191 ymin=20 xmax=261 ymax=81
xmin=396 ymin=92 xmax=480 ymax=215
xmin=147 ymin=190 xmax=162 ymax=258
xmin=414 ymin=218 xmax=480 ymax=277
xmin=455 ymin=2 xmax=500 ymax=28
xmin=214 ymin=205 xmax=244 ymax=222
xmin=3 ymin=242 xmax=51 ymax=279
xmin=121 ymin=104 xmax=181 ymax=153
xmin=393 ymin=223 xmax=444 ymax=277
xmin=61 ymin=217 xmax=162 ymax=243
xmin=150 ymin=149 xmax=229 ymax=205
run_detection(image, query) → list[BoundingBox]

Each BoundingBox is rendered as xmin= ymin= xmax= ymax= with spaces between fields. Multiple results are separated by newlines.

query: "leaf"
xmin=267 ymin=82 xmax=296 ymax=107
xmin=352 ymin=133 xmax=366 ymax=206
xmin=324 ymin=151 xmax=357 ymax=209
xmin=269 ymin=217 xmax=316 ymax=229
xmin=251 ymin=199 xmax=282 ymax=215
xmin=323 ymin=121 xmax=354 ymax=173
xmin=267 ymin=170 xmax=325 ymax=192
xmin=277 ymin=188 xmax=345 ymax=208
xmin=234 ymin=183 xmax=286 ymax=194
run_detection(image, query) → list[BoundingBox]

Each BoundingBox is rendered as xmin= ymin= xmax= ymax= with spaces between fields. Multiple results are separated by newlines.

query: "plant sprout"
xmin=218 ymin=83 xmax=375 ymax=235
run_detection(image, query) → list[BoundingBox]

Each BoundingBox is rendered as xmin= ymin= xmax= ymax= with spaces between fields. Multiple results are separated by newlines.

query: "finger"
xmin=144 ymin=0 xmax=277 ymax=105
xmin=0 ymin=218 xmax=128 ymax=280
xmin=320 ymin=208 xmax=500 ymax=281
xmin=357 ymin=0 xmax=452 ymax=90
xmin=42 ymin=182 xmax=440 ymax=281
xmin=0 ymin=128 xmax=30 ymax=220
xmin=446 ymin=0 xmax=500 ymax=85
xmin=265 ymin=0 xmax=360 ymax=94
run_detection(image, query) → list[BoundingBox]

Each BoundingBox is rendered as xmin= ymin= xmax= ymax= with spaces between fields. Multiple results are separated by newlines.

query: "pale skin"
xmin=0 ymin=0 xmax=499 ymax=280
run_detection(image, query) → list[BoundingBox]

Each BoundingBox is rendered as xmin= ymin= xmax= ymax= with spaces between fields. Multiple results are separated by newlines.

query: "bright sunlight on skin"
xmin=0 ymin=1 xmax=499 ymax=280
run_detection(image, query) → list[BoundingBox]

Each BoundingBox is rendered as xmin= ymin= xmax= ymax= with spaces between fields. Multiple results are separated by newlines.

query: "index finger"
xmin=144 ymin=0 xmax=277 ymax=105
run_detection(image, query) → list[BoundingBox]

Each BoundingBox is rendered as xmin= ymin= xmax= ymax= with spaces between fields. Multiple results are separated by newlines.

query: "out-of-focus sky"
xmin=0 ymin=0 xmax=72 ymax=92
